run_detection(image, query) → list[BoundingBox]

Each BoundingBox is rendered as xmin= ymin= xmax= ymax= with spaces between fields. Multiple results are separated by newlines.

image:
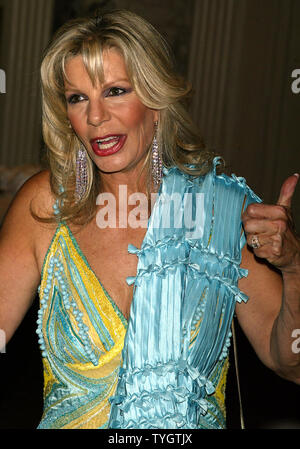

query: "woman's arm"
xmin=0 ymin=170 xmax=53 ymax=345
xmin=237 ymin=174 xmax=300 ymax=384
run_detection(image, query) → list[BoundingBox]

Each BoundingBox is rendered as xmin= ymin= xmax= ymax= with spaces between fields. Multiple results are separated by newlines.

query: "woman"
xmin=0 ymin=10 xmax=299 ymax=429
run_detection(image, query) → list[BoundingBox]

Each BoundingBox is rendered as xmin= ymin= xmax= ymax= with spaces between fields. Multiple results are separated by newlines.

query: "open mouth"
xmin=90 ymin=134 xmax=126 ymax=156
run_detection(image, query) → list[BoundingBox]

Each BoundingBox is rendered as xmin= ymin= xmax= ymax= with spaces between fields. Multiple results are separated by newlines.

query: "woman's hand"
xmin=238 ymin=175 xmax=300 ymax=383
xmin=242 ymin=174 xmax=300 ymax=274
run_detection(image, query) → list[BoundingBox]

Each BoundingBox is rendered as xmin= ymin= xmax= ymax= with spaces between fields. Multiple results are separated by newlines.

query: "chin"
xmin=95 ymin=154 xmax=147 ymax=176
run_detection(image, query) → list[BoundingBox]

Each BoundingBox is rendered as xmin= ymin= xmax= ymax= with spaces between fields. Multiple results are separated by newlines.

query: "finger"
xmin=246 ymin=233 xmax=273 ymax=249
xmin=243 ymin=203 xmax=288 ymax=220
xmin=247 ymin=233 xmax=283 ymax=259
xmin=270 ymin=233 xmax=283 ymax=257
xmin=243 ymin=218 xmax=280 ymax=236
xmin=276 ymin=173 xmax=299 ymax=208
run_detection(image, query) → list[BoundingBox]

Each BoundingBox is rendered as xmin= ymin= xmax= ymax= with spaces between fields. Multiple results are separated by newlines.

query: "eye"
xmin=66 ymin=94 xmax=86 ymax=104
xmin=105 ymin=87 xmax=128 ymax=97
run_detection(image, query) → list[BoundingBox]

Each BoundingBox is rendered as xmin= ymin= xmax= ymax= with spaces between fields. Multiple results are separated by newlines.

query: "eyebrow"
xmin=102 ymin=78 xmax=130 ymax=87
xmin=64 ymin=78 xmax=131 ymax=91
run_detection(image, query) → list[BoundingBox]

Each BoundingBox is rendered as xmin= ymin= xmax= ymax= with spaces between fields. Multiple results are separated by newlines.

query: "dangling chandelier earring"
xmin=75 ymin=146 xmax=88 ymax=202
xmin=151 ymin=121 xmax=162 ymax=189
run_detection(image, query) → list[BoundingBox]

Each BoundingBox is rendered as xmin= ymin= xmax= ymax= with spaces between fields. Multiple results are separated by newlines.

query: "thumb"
xmin=276 ymin=173 xmax=299 ymax=208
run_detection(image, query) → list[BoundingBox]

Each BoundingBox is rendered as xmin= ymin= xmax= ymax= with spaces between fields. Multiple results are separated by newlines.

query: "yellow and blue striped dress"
xmin=37 ymin=222 xmax=128 ymax=428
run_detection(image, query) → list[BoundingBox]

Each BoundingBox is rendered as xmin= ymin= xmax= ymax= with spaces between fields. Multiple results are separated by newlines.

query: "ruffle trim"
xmin=126 ymin=256 xmax=248 ymax=303
xmin=116 ymin=359 xmax=214 ymax=393
xmin=109 ymin=359 xmax=217 ymax=428
xmin=128 ymin=238 xmax=246 ymax=265
xmin=109 ymin=412 xmax=198 ymax=429
xmin=188 ymin=265 xmax=248 ymax=303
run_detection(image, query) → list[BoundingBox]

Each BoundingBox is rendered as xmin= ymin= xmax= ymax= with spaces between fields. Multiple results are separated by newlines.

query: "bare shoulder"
xmin=12 ymin=168 xmax=53 ymax=213
xmin=0 ymin=169 xmax=57 ymax=271
xmin=0 ymin=169 xmax=57 ymax=342
xmin=1 ymin=169 xmax=54 ymax=228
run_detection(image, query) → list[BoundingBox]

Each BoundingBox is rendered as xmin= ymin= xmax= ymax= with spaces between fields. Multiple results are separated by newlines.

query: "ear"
xmin=153 ymin=109 xmax=159 ymax=123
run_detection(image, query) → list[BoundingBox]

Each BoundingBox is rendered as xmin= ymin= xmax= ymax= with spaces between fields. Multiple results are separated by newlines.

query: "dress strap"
xmin=53 ymin=199 xmax=60 ymax=216
xmin=52 ymin=185 xmax=65 ymax=218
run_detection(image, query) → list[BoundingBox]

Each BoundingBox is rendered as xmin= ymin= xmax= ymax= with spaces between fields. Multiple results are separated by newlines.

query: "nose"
xmin=87 ymin=99 xmax=110 ymax=127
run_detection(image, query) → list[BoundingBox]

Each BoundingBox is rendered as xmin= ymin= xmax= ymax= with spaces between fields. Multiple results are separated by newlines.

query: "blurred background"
xmin=0 ymin=0 xmax=299 ymax=429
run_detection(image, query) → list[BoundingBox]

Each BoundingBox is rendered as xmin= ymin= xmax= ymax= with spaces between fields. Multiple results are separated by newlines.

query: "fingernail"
xmin=293 ymin=173 xmax=299 ymax=178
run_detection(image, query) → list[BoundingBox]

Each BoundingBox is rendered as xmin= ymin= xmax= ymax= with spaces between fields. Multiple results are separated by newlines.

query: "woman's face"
xmin=64 ymin=49 xmax=158 ymax=177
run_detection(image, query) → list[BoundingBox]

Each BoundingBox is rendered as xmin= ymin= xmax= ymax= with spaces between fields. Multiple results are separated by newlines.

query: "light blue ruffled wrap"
xmin=108 ymin=158 xmax=261 ymax=429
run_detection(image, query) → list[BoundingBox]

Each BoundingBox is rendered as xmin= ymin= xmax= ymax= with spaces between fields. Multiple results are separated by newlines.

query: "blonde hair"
xmin=40 ymin=9 xmax=215 ymax=224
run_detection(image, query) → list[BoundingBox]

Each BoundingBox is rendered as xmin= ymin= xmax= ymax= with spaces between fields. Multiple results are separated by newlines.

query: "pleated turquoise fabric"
xmin=108 ymin=158 xmax=261 ymax=429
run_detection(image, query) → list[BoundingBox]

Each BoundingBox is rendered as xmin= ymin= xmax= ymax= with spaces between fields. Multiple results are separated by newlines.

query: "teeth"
xmin=98 ymin=141 xmax=117 ymax=150
xmin=96 ymin=136 xmax=120 ymax=150
xmin=96 ymin=136 xmax=119 ymax=143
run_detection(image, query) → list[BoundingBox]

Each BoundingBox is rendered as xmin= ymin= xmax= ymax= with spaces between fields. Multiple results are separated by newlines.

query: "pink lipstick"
xmin=90 ymin=134 xmax=127 ymax=157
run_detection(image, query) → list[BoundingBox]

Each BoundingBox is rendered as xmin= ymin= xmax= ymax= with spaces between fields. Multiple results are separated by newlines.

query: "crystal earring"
xmin=151 ymin=121 xmax=162 ymax=189
xmin=75 ymin=146 xmax=88 ymax=201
